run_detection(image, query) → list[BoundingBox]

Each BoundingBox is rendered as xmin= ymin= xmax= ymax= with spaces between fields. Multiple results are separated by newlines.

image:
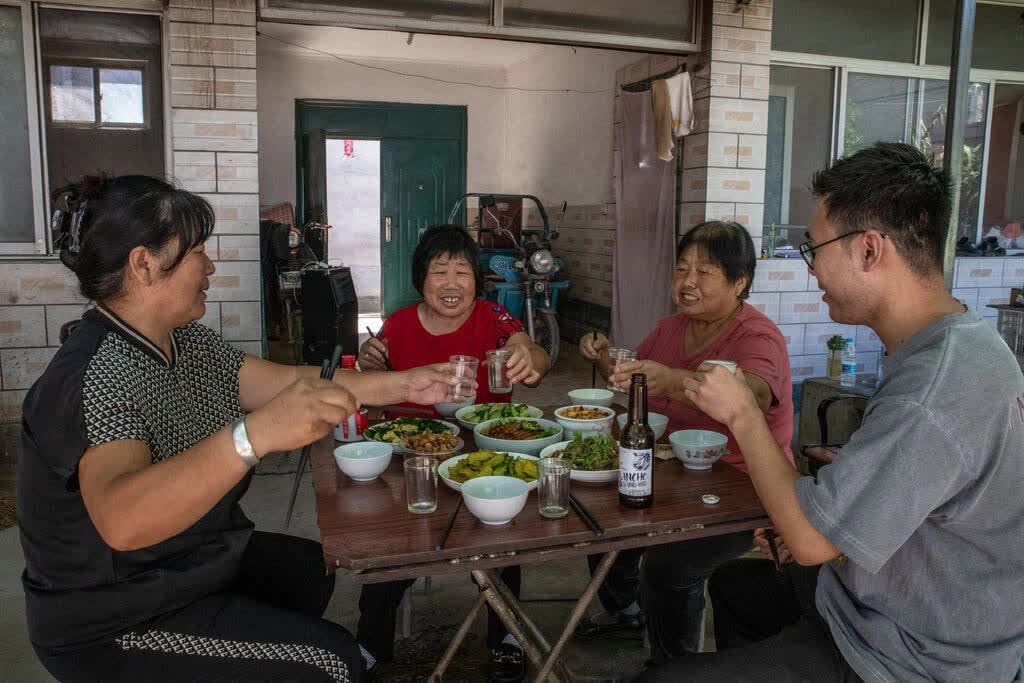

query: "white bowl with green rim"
xmin=333 ymin=442 xmax=393 ymax=482
xmin=616 ymin=412 xmax=670 ymax=440
xmin=461 ymin=475 xmax=530 ymax=525
xmin=567 ymin=388 xmax=614 ymax=407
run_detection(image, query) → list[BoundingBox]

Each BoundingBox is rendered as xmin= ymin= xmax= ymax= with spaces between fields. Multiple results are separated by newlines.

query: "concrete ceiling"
xmin=257 ymin=22 xmax=547 ymax=68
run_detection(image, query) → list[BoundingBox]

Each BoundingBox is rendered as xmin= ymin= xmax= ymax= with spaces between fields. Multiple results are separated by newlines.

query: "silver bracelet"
xmin=231 ymin=417 xmax=259 ymax=469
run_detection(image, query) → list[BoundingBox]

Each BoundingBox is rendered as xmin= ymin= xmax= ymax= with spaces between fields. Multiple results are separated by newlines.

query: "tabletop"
xmin=310 ymin=406 xmax=769 ymax=583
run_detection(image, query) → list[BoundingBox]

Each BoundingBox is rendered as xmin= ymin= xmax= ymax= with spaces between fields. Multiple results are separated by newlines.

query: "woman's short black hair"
xmin=53 ymin=174 xmax=215 ymax=303
xmin=411 ymin=225 xmax=485 ymax=297
xmin=676 ymin=221 xmax=757 ymax=299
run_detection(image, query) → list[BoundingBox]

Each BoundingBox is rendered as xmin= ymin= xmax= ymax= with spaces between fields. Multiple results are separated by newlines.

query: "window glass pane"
xmin=982 ymin=84 xmax=1024 ymax=244
xmin=772 ymin=0 xmax=919 ymax=62
xmin=0 ymin=6 xmax=36 ymax=243
xmin=764 ymin=66 xmax=835 ymax=238
xmin=264 ymin=0 xmax=491 ymax=24
xmin=40 ymin=7 xmax=161 ymax=45
xmin=504 ymin=0 xmax=693 ymax=41
xmin=844 ymin=74 xmax=914 ymax=155
xmin=51 ymin=65 xmax=95 ymax=123
xmin=100 ymin=69 xmax=143 ymax=124
xmin=927 ymin=0 xmax=1024 ymax=71
xmin=917 ymin=79 xmax=988 ymax=242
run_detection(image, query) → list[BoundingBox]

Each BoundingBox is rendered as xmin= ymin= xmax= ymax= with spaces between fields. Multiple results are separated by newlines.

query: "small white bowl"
xmin=568 ymin=388 xmax=614 ymax=407
xmin=434 ymin=400 xmax=473 ymax=417
xmin=461 ymin=475 xmax=529 ymax=525
xmin=616 ymin=412 xmax=670 ymax=440
xmin=669 ymin=430 xmax=729 ymax=470
xmin=554 ymin=405 xmax=615 ymax=439
xmin=474 ymin=418 xmax=564 ymax=457
xmin=334 ymin=442 xmax=393 ymax=481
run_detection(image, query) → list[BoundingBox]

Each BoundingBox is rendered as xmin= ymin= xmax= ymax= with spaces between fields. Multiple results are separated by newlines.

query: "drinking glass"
xmin=537 ymin=457 xmax=571 ymax=519
xmin=486 ymin=348 xmax=514 ymax=394
xmin=447 ymin=355 xmax=479 ymax=403
xmin=607 ymin=347 xmax=638 ymax=392
xmin=404 ymin=455 xmax=438 ymax=514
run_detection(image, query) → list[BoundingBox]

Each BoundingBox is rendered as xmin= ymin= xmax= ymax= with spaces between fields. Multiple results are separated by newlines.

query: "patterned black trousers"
xmin=36 ymin=532 xmax=362 ymax=683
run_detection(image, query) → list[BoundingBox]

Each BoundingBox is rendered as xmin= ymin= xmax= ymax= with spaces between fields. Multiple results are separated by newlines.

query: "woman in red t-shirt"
xmin=577 ymin=222 xmax=794 ymax=664
xmin=356 ymin=225 xmax=549 ymax=681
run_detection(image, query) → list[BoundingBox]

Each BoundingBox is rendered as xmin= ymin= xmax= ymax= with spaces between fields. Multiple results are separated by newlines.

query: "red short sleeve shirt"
xmin=637 ymin=303 xmax=794 ymax=470
xmin=379 ymin=299 xmax=525 ymax=413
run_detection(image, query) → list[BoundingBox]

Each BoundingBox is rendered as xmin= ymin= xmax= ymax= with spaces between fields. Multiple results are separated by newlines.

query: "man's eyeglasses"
xmin=799 ymin=231 xmax=867 ymax=268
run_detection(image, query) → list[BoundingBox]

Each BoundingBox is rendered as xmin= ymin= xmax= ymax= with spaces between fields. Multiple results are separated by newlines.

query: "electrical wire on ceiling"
xmin=257 ymin=29 xmax=615 ymax=95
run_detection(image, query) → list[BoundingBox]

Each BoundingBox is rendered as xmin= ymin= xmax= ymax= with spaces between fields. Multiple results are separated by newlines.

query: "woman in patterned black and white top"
xmin=17 ymin=175 xmax=456 ymax=682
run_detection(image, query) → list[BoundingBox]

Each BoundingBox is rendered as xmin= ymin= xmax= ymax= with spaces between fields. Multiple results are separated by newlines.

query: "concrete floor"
xmin=0 ymin=347 xmax=666 ymax=681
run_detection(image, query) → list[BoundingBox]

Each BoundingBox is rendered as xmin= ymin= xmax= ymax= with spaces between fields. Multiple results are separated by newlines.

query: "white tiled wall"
xmin=751 ymin=256 xmax=1022 ymax=382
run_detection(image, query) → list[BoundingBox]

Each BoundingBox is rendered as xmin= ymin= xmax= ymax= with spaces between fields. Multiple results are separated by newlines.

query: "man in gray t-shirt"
xmin=639 ymin=142 xmax=1024 ymax=683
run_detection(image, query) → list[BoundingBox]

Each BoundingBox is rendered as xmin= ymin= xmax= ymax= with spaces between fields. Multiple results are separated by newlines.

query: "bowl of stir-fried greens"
xmin=438 ymin=450 xmax=539 ymax=492
xmin=540 ymin=434 xmax=619 ymax=483
xmin=455 ymin=403 xmax=543 ymax=430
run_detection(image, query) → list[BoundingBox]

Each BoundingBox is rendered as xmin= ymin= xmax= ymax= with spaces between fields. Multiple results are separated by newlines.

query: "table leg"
xmin=533 ymin=550 xmax=620 ymax=682
xmin=471 ymin=569 xmax=557 ymax=680
xmin=483 ymin=570 xmax=571 ymax=682
xmin=428 ymin=591 xmax=487 ymax=683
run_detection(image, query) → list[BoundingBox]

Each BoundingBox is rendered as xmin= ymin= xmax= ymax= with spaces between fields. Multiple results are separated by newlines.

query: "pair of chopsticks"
xmin=437 ymin=498 xmax=463 ymax=551
xmin=590 ymin=329 xmax=598 ymax=388
xmin=765 ymin=527 xmax=783 ymax=571
xmin=284 ymin=344 xmax=343 ymax=526
xmin=365 ymin=326 xmax=394 ymax=371
xmin=570 ymin=493 xmax=603 ymax=537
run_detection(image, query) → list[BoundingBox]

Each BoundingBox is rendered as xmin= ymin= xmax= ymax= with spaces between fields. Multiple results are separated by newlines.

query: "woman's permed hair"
xmin=52 ymin=174 xmax=215 ymax=303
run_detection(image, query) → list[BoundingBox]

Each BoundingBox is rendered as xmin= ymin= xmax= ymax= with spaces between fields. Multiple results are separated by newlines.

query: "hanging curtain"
xmin=612 ymin=89 xmax=677 ymax=349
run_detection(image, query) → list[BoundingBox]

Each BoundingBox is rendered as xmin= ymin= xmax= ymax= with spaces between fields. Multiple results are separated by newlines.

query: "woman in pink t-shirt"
xmin=576 ymin=222 xmax=794 ymax=663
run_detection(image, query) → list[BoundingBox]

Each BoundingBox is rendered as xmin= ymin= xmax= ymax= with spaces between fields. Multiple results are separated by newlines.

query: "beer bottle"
xmin=618 ymin=373 xmax=655 ymax=509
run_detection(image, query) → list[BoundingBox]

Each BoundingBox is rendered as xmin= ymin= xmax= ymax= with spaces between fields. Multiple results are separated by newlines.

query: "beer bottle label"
xmin=618 ymin=447 xmax=653 ymax=497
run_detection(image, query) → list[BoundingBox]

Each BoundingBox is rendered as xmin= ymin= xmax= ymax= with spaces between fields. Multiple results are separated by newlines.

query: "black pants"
xmin=639 ymin=530 xmax=755 ymax=662
xmin=36 ymin=532 xmax=362 ymax=683
xmin=586 ymin=548 xmax=643 ymax=615
xmin=356 ymin=565 xmax=521 ymax=662
xmin=636 ymin=559 xmax=861 ymax=681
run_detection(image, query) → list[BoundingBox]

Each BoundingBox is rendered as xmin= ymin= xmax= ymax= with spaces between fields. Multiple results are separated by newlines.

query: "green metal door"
xmin=296 ymin=101 xmax=467 ymax=317
xmin=381 ymin=139 xmax=463 ymax=314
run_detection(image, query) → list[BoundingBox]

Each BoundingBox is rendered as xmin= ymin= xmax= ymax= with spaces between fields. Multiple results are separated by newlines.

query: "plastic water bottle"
xmin=840 ymin=337 xmax=857 ymax=387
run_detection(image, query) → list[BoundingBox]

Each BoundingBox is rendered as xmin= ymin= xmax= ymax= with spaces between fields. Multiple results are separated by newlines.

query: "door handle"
xmin=385 ymin=216 xmax=393 ymax=243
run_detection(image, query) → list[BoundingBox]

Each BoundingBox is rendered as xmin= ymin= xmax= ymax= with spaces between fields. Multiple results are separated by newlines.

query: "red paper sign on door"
xmin=343 ymin=140 xmax=354 ymax=157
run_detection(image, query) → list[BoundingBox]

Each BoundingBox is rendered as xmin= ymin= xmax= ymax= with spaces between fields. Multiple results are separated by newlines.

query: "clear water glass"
xmin=538 ymin=457 xmax=571 ymax=519
xmin=404 ymin=455 xmax=438 ymax=514
xmin=447 ymin=355 xmax=479 ymax=403
xmin=607 ymin=347 xmax=638 ymax=392
xmin=486 ymin=348 xmax=514 ymax=394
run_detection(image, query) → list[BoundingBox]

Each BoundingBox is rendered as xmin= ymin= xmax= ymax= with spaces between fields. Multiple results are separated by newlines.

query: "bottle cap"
xmin=701 ymin=494 xmax=720 ymax=505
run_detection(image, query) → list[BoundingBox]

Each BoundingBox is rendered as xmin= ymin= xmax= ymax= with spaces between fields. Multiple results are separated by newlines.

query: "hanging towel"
xmin=664 ymin=72 xmax=694 ymax=137
xmin=612 ymin=90 xmax=676 ymax=349
xmin=652 ymin=78 xmax=674 ymax=161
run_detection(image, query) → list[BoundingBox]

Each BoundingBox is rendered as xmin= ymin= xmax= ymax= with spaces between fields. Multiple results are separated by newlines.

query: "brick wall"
xmin=749 ymin=257 xmax=1015 ymax=383
xmin=0 ymin=0 xmax=262 ymax=466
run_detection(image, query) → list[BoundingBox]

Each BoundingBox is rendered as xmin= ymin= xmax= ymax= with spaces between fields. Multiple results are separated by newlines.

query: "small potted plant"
xmin=826 ymin=335 xmax=846 ymax=380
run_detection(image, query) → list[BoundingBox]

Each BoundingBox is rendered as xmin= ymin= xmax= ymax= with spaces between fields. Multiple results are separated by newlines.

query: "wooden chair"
xmin=801 ymin=394 xmax=868 ymax=475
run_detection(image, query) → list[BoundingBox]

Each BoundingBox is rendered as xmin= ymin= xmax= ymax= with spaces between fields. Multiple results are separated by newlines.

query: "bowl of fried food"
xmin=438 ymin=449 xmax=539 ymax=492
xmin=400 ymin=431 xmax=463 ymax=459
xmin=553 ymin=404 xmax=615 ymax=439
xmin=473 ymin=418 xmax=563 ymax=457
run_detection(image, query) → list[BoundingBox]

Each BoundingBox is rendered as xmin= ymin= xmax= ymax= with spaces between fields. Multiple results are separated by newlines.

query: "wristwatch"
xmin=231 ymin=417 xmax=259 ymax=469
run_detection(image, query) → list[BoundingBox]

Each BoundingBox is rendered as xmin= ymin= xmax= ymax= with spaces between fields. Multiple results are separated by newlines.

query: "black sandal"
xmin=488 ymin=643 xmax=526 ymax=683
